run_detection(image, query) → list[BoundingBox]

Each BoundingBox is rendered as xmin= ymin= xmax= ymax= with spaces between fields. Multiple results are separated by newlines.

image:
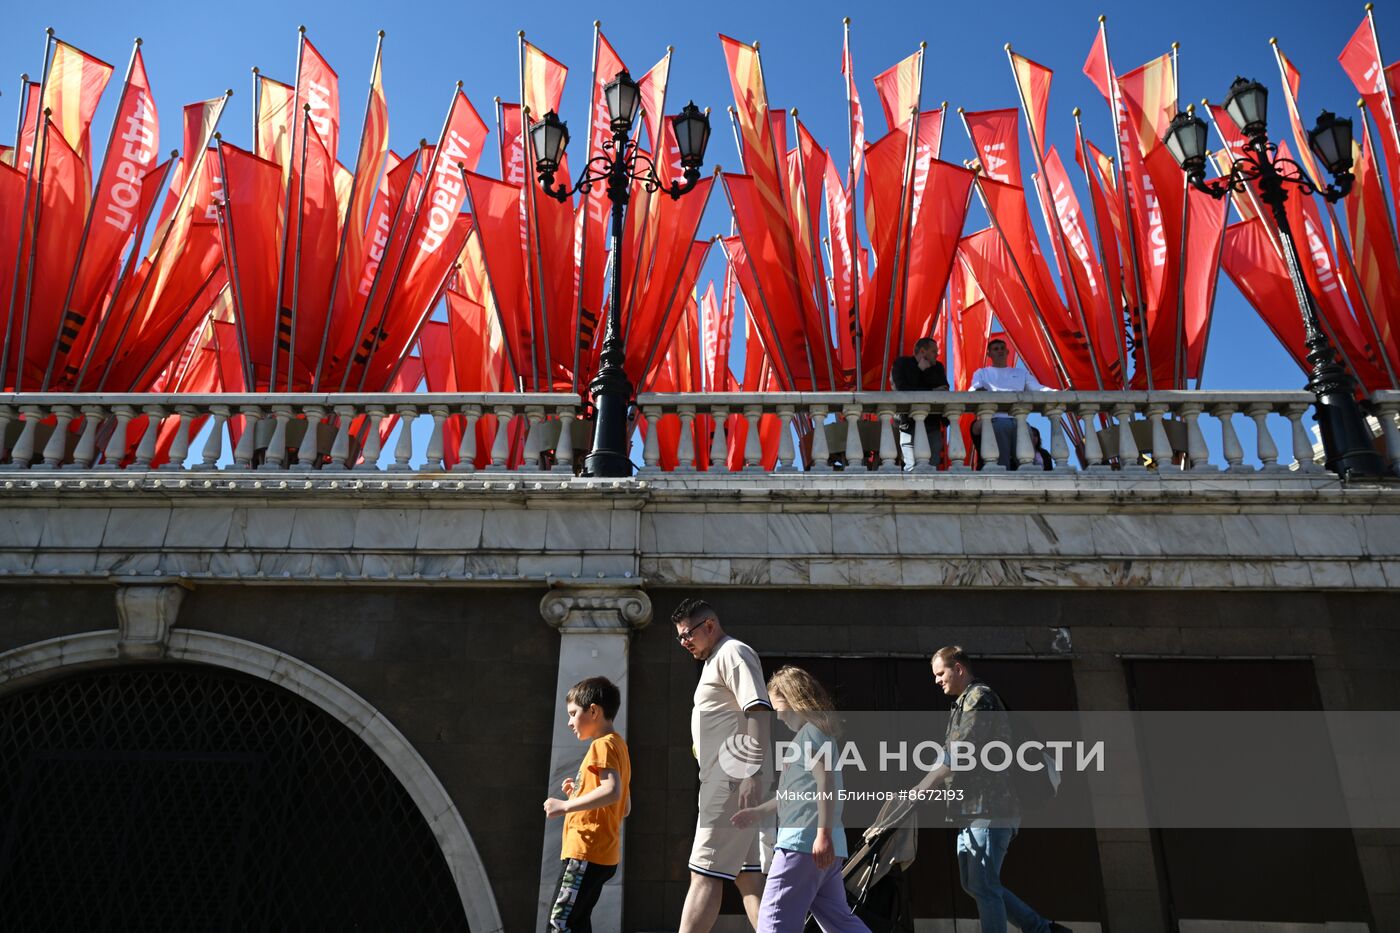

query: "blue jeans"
xmin=956 ymin=820 xmax=1049 ymax=933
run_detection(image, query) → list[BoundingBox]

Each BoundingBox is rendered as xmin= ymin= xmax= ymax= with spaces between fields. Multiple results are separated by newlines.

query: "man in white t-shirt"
xmin=672 ymin=597 xmax=773 ymax=932
xmin=969 ymin=338 xmax=1053 ymax=469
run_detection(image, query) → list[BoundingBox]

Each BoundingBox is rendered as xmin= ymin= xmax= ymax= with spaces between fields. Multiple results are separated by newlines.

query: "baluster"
xmin=911 ymin=406 xmax=933 ymax=472
xmin=71 ymin=405 xmax=105 ymax=469
xmin=676 ymin=405 xmax=696 ymax=472
xmin=259 ymin=405 xmax=292 ymax=470
xmin=1211 ymin=404 xmax=1249 ymax=472
xmin=296 ymin=405 xmax=326 ymax=471
xmin=552 ymin=404 xmax=576 ymax=474
xmin=1043 ymin=403 xmax=1071 ymax=472
xmin=808 ymin=404 xmax=831 ymax=472
xmin=1114 ymin=403 xmax=1144 ymax=472
xmin=944 ymin=403 xmax=968 ymax=471
xmin=1178 ymin=402 xmax=1215 ymax=472
xmin=421 ymin=404 xmax=449 ymax=472
xmin=486 ymin=405 xmax=512 ymax=471
xmin=1012 ymin=403 xmax=1034 ymax=470
xmin=977 ymin=404 xmax=1002 ymax=471
xmin=843 ymin=404 xmax=864 ymax=471
xmin=98 ymin=405 xmax=135 ymax=470
xmin=520 ymin=405 xmax=546 ymax=472
xmin=1285 ymin=403 xmax=1324 ymax=473
xmin=11 ymin=405 xmax=43 ymax=469
xmin=133 ymin=404 xmax=165 ymax=468
xmin=389 ymin=404 xmax=418 ymax=471
xmin=38 ymin=405 xmax=75 ymax=469
xmin=775 ymin=405 xmax=796 ymax=472
xmin=708 ymin=406 xmax=730 ymax=473
xmin=355 ymin=406 xmax=385 ymax=471
xmin=1079 ymin=404 xmax=1107 ymax=471
xmin=200 ymin=405 xmax=229 ymax=470
xmin=162 ymin=404 xmax=199 ymax=471
xmin=233 ymin=406 xmax=262 ymax=470
xmin=1373 ymin=401 xmax=1400 ymax=477
xmin=742 ymin=403 xmax=763 ymax=472
xmin=453 ymin=404 xmax=481 ymax=473
xmin=639 ymin=404 xmax=662 ymax=474
xmin=1246 ymin=403 xmax=1283 ymax=472
xmin=0 ymin=405 xmax=12 ymax=462
xmin=326 ymin=405 xmax=357 ymax=471
xmin=1145 ymin=402 xmax=1173 ymax=471
xmin=876 ymin=406 xmax=899 ymax=472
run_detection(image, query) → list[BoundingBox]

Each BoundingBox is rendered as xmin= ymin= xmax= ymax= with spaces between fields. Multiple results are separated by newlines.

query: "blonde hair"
xmin=767 ymin=665 xmax=843 ymax=739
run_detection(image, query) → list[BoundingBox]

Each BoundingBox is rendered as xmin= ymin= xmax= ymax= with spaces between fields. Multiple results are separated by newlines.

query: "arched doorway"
xmin=0 ymin=664 xmax=469 ymax=930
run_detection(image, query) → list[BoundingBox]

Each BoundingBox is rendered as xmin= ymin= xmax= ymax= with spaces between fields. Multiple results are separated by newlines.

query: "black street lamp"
xmin=530 ymin=70 xmax=710 ymax=477
xmin=1164 ymin=77 xmax=1385 ymax=479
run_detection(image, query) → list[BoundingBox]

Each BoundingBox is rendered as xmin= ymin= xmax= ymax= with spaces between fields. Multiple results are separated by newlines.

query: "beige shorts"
xmin=688 ymin=779 xmax=774 ymax=880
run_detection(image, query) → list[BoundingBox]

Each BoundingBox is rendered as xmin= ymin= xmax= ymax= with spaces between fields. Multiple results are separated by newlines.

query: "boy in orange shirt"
xmin=543 ymin=676 xmax=632 ymax=933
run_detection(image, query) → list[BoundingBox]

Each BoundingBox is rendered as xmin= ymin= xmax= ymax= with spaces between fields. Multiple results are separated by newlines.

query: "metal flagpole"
xmin=213 ymin=142 xmax=256 ymax=389
xmin=315 ymin=30 xmax=385 ymax=392
xmin=844 ymin=18 xmax=864 ymax=390
xmin=570 ymin=21 xmax=602 ymax=395
xmin=270 ymin=25 xmax=306 ymax=392
xmin=520 ymin=32 xmax=555 ymax=390
xmin=1174 ymin=169 xmax=1190 ymax=389
xmin=1007 ymin=43 xmax=1104 ymax=389
xmin=1073 ymin=108 xmax=1129 ymax=385
xmin=623 ymin=46 xmax=673 ymax=353
xmin=72 ymin=153 xmax=178 ymax=390
xmin=889 ymin=48 xmax=925 ymax=373
xmin=42 ymin=37 xmax=142 ymax=390
xmin=356 ymin=80 xmax=461 ymax=391
xmin=792 ymin=108 xmax=839 ymax=390
xmin=1098 ymin=16 xmax=1153 ymax=388
xmin=1 ymin=30 xmax=53 ymax=391
xmin=94 ymin=90 xmax=232 ymax=391
xmin=14 ymin=109 xmax=53 ymax=393
xmin=251 ymin=66 xmax=260 ymax=142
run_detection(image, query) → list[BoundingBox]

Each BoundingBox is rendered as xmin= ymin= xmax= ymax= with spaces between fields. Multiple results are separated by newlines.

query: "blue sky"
xmin=4 ymin=0 xmax=1397 ymax=396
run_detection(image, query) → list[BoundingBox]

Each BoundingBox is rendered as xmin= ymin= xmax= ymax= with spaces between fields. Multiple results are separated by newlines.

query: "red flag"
xmin=1008 ymin=49 xmax=1052 ymax=152
xmin=284 ymin=122 xmax=340 ymax=386
xmin=873 ymin=49 xmax=921 ymax=132
xmin=1082 ymin=25 xmax=1115 ymax=103
xmin=42 ymin=38 xmax=115 ymax=157
xmin=297 ymin=38 xmax=340 ymax=165
xmin=15 ymin=81 xmax=41 ymax=173
xmin=956 ymin=228 xmax=1061 ymax=388
xmin=461 ymin=169 xmax=530 ymax=382
xmin=1340 ymin=14 xmax=1400 ymax=219
xmin=347 ymin=42 xmax=388 ymax=250
xmin=963 ymin=108 xmax=1022 ymax=185
xmin=521 ymin=39 xmax=568 ymax=119
xmin=1346 ymin=134 xmax=1400 ymax=380
xmin=1043 ymin=145 xmax=1117 ymax=384
xmin=1273 ymin=44 xmax=1324 ymax=187
xmin=900 ymin=159 xmax=973 ymax=351
xmin=217 ymin=141 xmax=283 ymax=389
xmin=576 ymin=33 xmax=628 ymax=332
xmin=1116 ymin=53 xmax=1176 ymax=160
xmin=1222 ymin=218 xmax=1308 ymax=373
xmin=1181 ymin=186 xmax=1229 ymax=381
xmin=842 ymin=27 xmax=866 ymax=183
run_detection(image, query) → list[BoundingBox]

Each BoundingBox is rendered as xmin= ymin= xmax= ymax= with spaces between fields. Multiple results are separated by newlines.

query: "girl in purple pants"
xmin=733 ymin=666 xmax=870 ymax=933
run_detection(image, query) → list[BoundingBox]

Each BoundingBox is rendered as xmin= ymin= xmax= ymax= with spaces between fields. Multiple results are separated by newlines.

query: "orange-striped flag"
xmin=873 ymin=49 xmax=921 ymax=132
xmin=348 ymin=42 xmax=388 ymax=240
xmin=42 ymin=38 xmax=114 ymax=157
xmin=1273 ymin=44 xmax=1322 ymax=186
xmin=521 ymin=39 xmax=568 ymax=118
xmin=255 ymin=75 xmax=295 ymax=168
xmin=1116 ymin=53 xmax=1176 ymax=158
xmin=1008 ymin=49 xmax=1052 ymax=152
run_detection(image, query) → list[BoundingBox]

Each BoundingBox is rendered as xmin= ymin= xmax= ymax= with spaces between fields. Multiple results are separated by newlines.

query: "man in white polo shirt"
xmin=673 ymin=597 xmax=773 ymax=932
xmin=970 ymin=337 xmax=1053 ymax=469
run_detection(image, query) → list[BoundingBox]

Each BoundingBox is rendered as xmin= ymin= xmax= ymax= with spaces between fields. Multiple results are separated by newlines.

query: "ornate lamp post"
xmin=1164 ymin=77 xmax=1385 ymax=479
xmin=530 ymin=70 xmax=711 ymax=477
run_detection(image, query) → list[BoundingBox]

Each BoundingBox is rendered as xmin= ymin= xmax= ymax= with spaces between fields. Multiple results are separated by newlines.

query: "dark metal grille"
xmin=0 ymin=665 xmax=469 ymax=932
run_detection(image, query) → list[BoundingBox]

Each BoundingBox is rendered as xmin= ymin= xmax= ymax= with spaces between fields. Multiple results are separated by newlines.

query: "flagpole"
xmin=285 ymin=104 xmax=313 ymax=390
xmin=1357 ymin=97 xmax=1400 ymax=285
xmin=1073 ymin=108 xmax=1129 ymax=386
xmin=881 ymin=92 xmax=920 ymax=389
xmin=970 ymin=172 xmax=1073 ymax=385
xmin=1174 ymin=169 xmax=1190 ymax=389
xmin=315 ymin=30 xmax=385 ymax=392
xmin=14 ymin=108 xmax=53 ymax=392
xmin=459 ymin=171 xmax=524 ymax=389
xmin=1098 ymin=16 xmax=1153 ymax=388
xmin=625 ymin=46 xmax=675 ymax=351
xmin=72 ymin=152 xmax=177 ymax=390
xmin=492 ymin=95 xmax=538 ymax=390
xmin=42 ymin=37 xmax=142 ymax=390
xmin=844 ymin=17 xmax=864 ymax=390
xmin=890 ymin=48 xmax=926 ymax=367
xmin=1007 ymin=43 xmax=1104 ymax=389
xmin=1366 ymin=3 xmax=1400 ymax=194
xmin=11 ymin=73 xmax=28 ymax=152
xmin=718 ymin=171 xmax=797 ymax=389
xmin=1 ymin=29 xmax=53 ymax=392
xmin=269 ymin=25 xmax=306 ymax=392
xmin=94 ymin=90 xmax=231 ymax=392
xmin=520 ymin=32 xmax=555 ymax=391
xmin=792 ymin=109 xmax=839 ymax=390
xmin=251 ymin=67 xmax=261 ymax=142
xmin=619 ymin=117 xmax=651 ymax=347
xmin=571 ymin=20 xmax=602 ymax=395
xmin=214 ymin=142 xmax=256 ymax=390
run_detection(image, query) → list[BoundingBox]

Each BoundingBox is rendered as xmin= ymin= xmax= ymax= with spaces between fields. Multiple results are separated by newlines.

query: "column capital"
xmin=540 ymin=583 xmax=652 ymax=634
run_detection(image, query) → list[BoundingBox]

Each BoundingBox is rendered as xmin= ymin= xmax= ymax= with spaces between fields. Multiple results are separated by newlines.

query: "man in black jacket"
xmin=890 ymin=337 xmax=949 ymax=470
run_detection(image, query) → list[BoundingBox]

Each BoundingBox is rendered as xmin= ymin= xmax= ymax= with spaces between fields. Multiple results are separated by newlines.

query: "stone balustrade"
xmin=1 ymin=390 xmax=1397 ymax=477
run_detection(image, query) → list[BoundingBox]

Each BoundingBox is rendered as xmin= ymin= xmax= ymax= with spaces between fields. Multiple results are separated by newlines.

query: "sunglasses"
xmin=676 ymin=619 xmax=711 ymax=644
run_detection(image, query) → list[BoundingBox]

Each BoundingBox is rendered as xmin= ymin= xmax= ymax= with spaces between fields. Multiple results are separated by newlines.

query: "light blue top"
xmin=774 ymin=721 xmax=848 ymax=858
